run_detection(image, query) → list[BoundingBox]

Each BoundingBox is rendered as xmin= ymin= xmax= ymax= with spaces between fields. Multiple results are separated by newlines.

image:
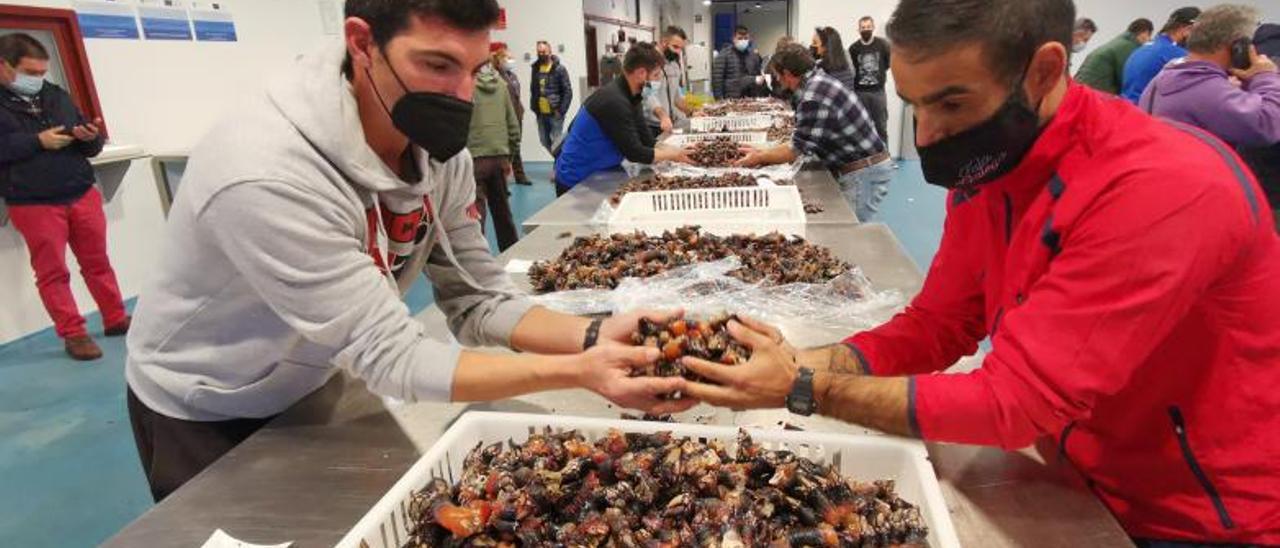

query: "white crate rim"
xmin=689 ymin=113 xmax=776 ymax=132
xmin=336 ymin=411 xmax=962 ymax=548
xmin=663 ymin=131 xmax=768 ymax=147
xmin=607 ymin=185 xmax=807 ymax=237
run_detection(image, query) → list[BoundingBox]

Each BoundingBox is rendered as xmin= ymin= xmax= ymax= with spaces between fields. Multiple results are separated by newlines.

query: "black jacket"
xmin=712 ymin=46 xmax=764 ymax=99
xmin=0 ymin=84 xmax=103 ymax=205
xmin=529 ymin=55 xmax=574 ymax=117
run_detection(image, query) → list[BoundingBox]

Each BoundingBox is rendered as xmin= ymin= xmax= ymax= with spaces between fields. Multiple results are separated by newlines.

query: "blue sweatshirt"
xmin=1121 ymin=34 xmax=1187 ymax=103
xmin=554 ymin=76 xmax=655 ymax=187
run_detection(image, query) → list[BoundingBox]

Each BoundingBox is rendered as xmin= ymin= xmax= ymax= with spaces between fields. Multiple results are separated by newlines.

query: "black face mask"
xmin=915 ymin=73 xmax=1044 ymax=190
xmin=665 ymin=49 xmax=679 ymax=62
xmin=538 ymin=54 xmax=550 ymax=64
xmin=368 ymin=51 xmax=474 ymax=162
xmin=860 ymin=30 xmax=874 ymax=42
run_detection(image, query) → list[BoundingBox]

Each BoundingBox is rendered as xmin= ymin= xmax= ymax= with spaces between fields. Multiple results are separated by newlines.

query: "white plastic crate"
xmin=608 ymin=185 xmax=807 ymax=237
xmin=336 ymin=412 xmax=961 ymax=548
xmin=689 ymin=113 xmax=776 ymax=133
xmin=663 ymin=131 xmax=768 ymax=147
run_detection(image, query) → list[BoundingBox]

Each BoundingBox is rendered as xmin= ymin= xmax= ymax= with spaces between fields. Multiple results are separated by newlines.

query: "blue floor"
xmin=0 ymin=160 xmax=943 ymax=547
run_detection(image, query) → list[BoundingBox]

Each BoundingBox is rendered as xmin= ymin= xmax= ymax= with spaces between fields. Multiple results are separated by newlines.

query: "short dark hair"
xmin=887 ymin=0 xmax=1075 ymax=84
xmin=1128 ymin=18 xmax=1155 ymax=35
xmin=0 ymin=33 xmax=49 ymax=66
xmin=342 ymin=0 xmax=500 ymax=77
xmin=1074 ymin=18 xmax=1098 ymax=34
xmin=623 ymin=42 xmax=664 ymax=72
xmin=814 ymin=27 xmax=852 ymax=73
xmin=771 ymin=43 xmax=815 ymax=78
xmin=663 ymin=26 xmax=687 ymax=41
xmin=859 ymin=16 xmax=874 ymax=24
xmin=735 ymin=25 xmax=750 ymax=35
xmin=1161 ymin=6 xmax=1201 ymax=34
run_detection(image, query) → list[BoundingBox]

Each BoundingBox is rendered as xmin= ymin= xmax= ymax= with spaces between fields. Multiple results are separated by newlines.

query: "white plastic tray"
xmin=689 ymin=113 xmax=776 ymax=133
xmin=336 ymin=412 xmax=961 ymax=548
xmin=608 ymin=185 xmax=807 ymax=237
xmin=663 ymin=131 xmax=768 ymax=147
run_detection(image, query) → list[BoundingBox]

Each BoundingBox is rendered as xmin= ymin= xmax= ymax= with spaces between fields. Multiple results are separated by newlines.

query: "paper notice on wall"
xmin=191 ymin=2 xmax=237 ymax=42
xmin=137 ymin=0 xmax=193 ymax=41
xmin=73 ymin=0 xmax=141 ymax=40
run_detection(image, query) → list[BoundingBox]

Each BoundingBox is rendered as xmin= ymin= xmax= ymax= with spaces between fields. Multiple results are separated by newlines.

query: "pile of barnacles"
xmin=697 ymin=98 xmax=792 ymax=117
xmin=404 ymin=428 xmax=929 ymax=547
xmin=527 ymin=226 xmax=852 ymax=292
xmin=688 ymin=137 xmax=747 ymax=168
xmin=629 ymin=314 xmax=751 ymax=381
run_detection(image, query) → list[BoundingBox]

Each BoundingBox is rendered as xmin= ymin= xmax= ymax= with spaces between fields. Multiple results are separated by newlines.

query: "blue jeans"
xmin=837 ymin=158 xmax=894 ymax=222
xmin=537 ymin=113 xmax=565 ymax=154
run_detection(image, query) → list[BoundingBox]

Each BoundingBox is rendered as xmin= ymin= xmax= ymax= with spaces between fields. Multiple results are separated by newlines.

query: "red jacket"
xmin=847 ymin=83 xmax=1280 ymax=543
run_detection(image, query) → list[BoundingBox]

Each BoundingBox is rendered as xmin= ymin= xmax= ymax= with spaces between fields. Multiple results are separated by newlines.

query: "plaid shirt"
xmin=792 ymin=69 xmax=885 ymax=170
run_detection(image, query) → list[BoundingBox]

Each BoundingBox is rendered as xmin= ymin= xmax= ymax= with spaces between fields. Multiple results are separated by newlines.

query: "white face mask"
xmin=1072 ymin=41 xmax=1087 ymax=53
xmin=735 ymin=39 xmax=750 ymax=52
xmin=7 ymin=73 xmax=43 ymax=97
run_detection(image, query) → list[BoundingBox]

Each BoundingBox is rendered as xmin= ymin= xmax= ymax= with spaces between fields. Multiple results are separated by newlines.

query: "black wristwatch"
xmin=583 ymin=318 xmax=605 ymax=350
xmin=786 ymin=367 xmax=818 ymax=416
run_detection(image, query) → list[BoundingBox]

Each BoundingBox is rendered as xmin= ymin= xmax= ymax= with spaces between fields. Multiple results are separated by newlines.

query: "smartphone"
xmin=1231 ymin=37 xmax=1253 ymax=70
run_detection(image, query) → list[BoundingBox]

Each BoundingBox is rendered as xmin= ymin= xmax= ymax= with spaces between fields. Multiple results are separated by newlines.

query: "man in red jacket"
xmin=683 ymin=0 xmax=1280 ymax=544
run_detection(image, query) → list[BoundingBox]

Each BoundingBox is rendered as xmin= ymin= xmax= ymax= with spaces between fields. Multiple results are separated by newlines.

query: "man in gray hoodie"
xmin=125 ymin=0 xmax=690 ymax=502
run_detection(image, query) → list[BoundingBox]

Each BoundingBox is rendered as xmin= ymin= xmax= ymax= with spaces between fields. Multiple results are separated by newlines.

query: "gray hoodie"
xmin=126 ymin=45 xmax=535 ymax=421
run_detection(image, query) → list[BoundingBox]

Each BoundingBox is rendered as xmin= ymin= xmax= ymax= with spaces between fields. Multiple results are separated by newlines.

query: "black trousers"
xmin=127 ymin=388 xmax=274 ymax=502
xmin=472 ymin=156 xmax=519 ymax=252
xmin=555 ymin=184 xmax=571 ymax=197
xmin=856 ymin=89 xmax=890 ymax=145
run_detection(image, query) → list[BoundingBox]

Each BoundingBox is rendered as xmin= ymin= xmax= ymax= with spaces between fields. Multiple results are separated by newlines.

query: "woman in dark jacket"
xmin=811 ymin=27 xmax=858 ymax=92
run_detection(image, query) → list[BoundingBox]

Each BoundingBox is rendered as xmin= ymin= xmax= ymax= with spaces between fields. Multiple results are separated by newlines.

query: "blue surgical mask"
xmin=735 ymin=39 xmax=750 ymax=52
xmin=8 ymin=73 xmax=43 ymax=97
xmin=643 ymin=79 xmax=662 ymax=98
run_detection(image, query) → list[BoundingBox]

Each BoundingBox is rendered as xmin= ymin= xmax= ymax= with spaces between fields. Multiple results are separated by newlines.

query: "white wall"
xmin=0 ymin=0 xmax=335 ymax=343
xmin=492 ymin=0 xmax=588 ymax=163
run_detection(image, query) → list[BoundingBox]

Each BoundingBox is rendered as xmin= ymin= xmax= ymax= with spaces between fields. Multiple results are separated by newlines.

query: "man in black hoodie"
xmin=1242 ymin=22 xmax=1280 ymax=232
xmin=0 ymin=33 xmax=128 ymax=361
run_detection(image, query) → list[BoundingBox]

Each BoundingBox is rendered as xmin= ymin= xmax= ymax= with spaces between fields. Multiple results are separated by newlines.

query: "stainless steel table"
xmin=105 ymin=224 xmax=1130 ymax=548
xmin=521 ymin=168 xmax=859 ymax=231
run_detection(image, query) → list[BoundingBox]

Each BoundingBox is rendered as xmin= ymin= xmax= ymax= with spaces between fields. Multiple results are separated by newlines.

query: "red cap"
xmin=489 ymin=42 xmax=507 ymax=53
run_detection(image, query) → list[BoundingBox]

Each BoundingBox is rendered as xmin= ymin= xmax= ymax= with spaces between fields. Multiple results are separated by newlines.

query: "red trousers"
xmin=8 ymin=187 xmax=127 ymax=338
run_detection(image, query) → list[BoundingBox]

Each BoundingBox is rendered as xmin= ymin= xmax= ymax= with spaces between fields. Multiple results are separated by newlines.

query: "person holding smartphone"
xmin=0 ymin=33 xmax=128 ymax=361
xmin=1140 ymin=4 xmax=1280 ymax=149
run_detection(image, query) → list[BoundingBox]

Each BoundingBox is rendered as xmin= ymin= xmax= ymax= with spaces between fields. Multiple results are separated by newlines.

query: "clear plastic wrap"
xmin=530 ymin=257 xmax=904 ymax=337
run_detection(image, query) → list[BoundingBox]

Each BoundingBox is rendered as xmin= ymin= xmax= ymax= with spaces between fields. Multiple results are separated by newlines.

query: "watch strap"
xmin=583 ymin=318 xmax=605 ymax=350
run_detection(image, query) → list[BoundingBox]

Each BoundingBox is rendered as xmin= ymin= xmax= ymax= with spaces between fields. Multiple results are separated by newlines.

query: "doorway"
xmin=585 ymin=24 xmax=600 ymax=87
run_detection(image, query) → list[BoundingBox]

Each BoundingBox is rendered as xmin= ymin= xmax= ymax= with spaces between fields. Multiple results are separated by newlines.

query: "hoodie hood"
xmin=265 ymin=45 xmax=431 ymax=195
xmin=1150 ymin=59 xmax=1225 ymax=97
xmin=475 ymin=67 xmax=502 ymax=94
